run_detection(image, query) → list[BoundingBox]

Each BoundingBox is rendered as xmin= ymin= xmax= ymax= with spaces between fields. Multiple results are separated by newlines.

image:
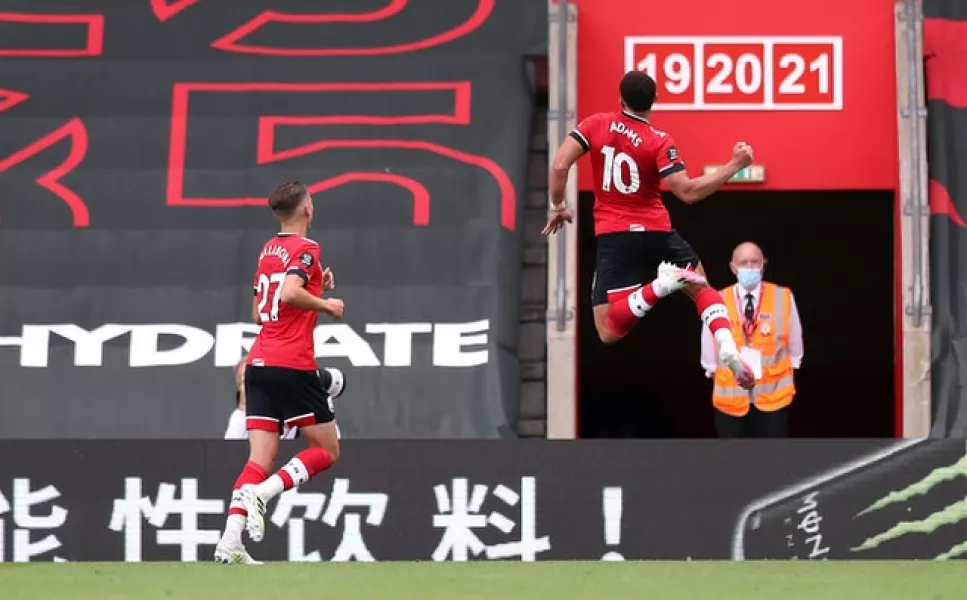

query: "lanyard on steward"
xmin=735 ymin=286 xmax=762 ymax=346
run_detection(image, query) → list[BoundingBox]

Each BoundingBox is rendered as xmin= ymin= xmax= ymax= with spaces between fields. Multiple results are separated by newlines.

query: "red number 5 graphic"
xmin=166 ymin=81 xmax=516 ymax=231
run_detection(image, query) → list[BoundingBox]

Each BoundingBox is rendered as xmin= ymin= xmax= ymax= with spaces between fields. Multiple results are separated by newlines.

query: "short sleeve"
xmin=285 ymin=244 xmax=320 ymax=284
xmin=569 ymin=114 xmax=600 ymax=152
xmin=656 ymin=135 xmax=686 ymax=178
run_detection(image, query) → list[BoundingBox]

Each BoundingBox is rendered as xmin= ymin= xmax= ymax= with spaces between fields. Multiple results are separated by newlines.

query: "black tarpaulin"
xmin=925 ymin=0 xmax=967 ymax=436
xmin=0 ymin=0 xmax=546 ymax=438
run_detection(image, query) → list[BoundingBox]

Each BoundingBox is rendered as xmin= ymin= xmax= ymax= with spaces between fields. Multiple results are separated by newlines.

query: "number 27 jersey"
xmin=570 ymin=110 xmax=686 ymax=236
xmin=248 ymin=233 xmax=322 ymax=371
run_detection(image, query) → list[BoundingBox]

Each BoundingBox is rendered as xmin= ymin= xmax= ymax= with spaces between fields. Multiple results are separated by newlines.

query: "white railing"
xmin=545 ymin=0 xmax=578 ymax=439
xmin=896 ymin=0 xmax=931 ymax=437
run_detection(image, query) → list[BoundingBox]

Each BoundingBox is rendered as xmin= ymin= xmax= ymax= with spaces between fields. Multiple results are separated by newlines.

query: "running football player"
xmin=215 ymin=181 xmax=346 ymax=564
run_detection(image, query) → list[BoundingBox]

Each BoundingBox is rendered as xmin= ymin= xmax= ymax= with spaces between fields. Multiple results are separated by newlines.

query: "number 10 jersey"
xmin=570 ymin=110 xmax=686 ymax=236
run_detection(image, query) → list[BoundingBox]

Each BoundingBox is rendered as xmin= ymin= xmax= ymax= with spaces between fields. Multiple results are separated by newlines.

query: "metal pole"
xmin=905 ymin=0 xmax=925 ymax=327
xmin=554 ymin=0 xmax=569 ymax=332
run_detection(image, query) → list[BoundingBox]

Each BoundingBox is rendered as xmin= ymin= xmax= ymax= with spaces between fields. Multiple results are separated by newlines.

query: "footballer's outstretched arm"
xmin=280 ymin=274 xmax=342 ymax=318
xmin=664 ymin=167 xmax=741 ymax=204
xmin=665 ymin=142 xmax=754 ymax=204
xmin=549 ymin=136 xmax=587 ymax=208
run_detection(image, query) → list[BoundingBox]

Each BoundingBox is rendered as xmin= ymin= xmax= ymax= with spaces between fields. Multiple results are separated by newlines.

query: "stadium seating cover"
xmin=0 ymin=0 xmax=546 ymax=438
xmin=925 ymin=0 xmax=967 ymax=436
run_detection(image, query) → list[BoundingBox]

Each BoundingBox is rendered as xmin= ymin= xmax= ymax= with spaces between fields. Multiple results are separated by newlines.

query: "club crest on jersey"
xmin=300 ymin=252 xmax=314 ymax=267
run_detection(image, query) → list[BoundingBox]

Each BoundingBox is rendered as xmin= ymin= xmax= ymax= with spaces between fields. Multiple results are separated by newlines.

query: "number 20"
xmin=601 ymin=145 xmax=641 ymax=194
xmin=257 ymin=272 xmax=286 ymax=322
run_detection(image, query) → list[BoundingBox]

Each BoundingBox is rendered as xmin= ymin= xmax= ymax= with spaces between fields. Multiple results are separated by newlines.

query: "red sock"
xmin=605 ymin=283 xmax=660 ymax=339
xmin=276 ymin=447 xmax=335 ymax=491
xmin=694 ymin=287 xmax=731 ymax=334
xmin=228 ymin=461 xmax=268 ymax=517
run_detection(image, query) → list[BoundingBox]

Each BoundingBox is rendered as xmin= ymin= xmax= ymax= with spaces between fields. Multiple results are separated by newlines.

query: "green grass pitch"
xmin=0 ymin=561 xmax=962 ymax=600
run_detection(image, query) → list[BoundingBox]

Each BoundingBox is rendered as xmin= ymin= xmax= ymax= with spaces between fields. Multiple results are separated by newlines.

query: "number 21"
xmin=257 ymin=272 xmax=286 ymax=322
xmin=778 ymin=53 xmax=830 ymax=95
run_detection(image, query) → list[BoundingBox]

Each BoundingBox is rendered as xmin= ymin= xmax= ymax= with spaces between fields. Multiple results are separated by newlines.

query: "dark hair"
xmin=619 ymin=71 xmax=657 ymax=112
xmin=268 ymin=181 xmax=308 ymax=216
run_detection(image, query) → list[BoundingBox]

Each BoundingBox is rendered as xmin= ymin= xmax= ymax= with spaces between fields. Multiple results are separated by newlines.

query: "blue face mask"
xmin=737 ymin=267 xmax=762 ymax=290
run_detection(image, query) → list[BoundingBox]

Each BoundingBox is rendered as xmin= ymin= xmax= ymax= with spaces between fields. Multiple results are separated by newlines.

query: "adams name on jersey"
xmin=571 ymin=110 xmax=686 ymax=236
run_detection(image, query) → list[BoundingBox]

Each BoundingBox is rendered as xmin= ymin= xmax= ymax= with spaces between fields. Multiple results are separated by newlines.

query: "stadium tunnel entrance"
xmin=576 ymin=190 xmax=896 ymax=438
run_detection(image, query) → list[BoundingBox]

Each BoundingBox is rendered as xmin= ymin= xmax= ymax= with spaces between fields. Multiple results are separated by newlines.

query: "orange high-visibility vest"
xmin=712 ymin=282 xmax=795 ymax=416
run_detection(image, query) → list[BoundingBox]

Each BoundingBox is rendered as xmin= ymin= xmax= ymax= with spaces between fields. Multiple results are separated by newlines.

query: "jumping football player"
xmin=542 ymin=70 xmax=755 ymax=389
xmin=214 ymin=181 xmax=346 ymax=565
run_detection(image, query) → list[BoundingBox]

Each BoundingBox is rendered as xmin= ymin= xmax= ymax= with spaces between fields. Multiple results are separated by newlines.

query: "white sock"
xmin=221 ymin=514 xmax=245 ymax=545
xmin=700 ymin=303 xmax=728 ymax=329
xmin=650 ymin=278 xmax=674 ymax=299
xmin=254 ymin=457 xmax=310 ymax=501
xmin=626 ymin=288 xmax=652 ymax=318
xmin=254 ymin=474 xmax=285 ymax=501
xmin=714 ymin=328 xmax=737 ymax=351
xmin=701 ymin=303 xmax=737 ymax=354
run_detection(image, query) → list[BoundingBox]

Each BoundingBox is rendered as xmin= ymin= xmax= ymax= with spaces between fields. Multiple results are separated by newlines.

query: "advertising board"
xmin=0 ymin=439 xmax=962 ymax=562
